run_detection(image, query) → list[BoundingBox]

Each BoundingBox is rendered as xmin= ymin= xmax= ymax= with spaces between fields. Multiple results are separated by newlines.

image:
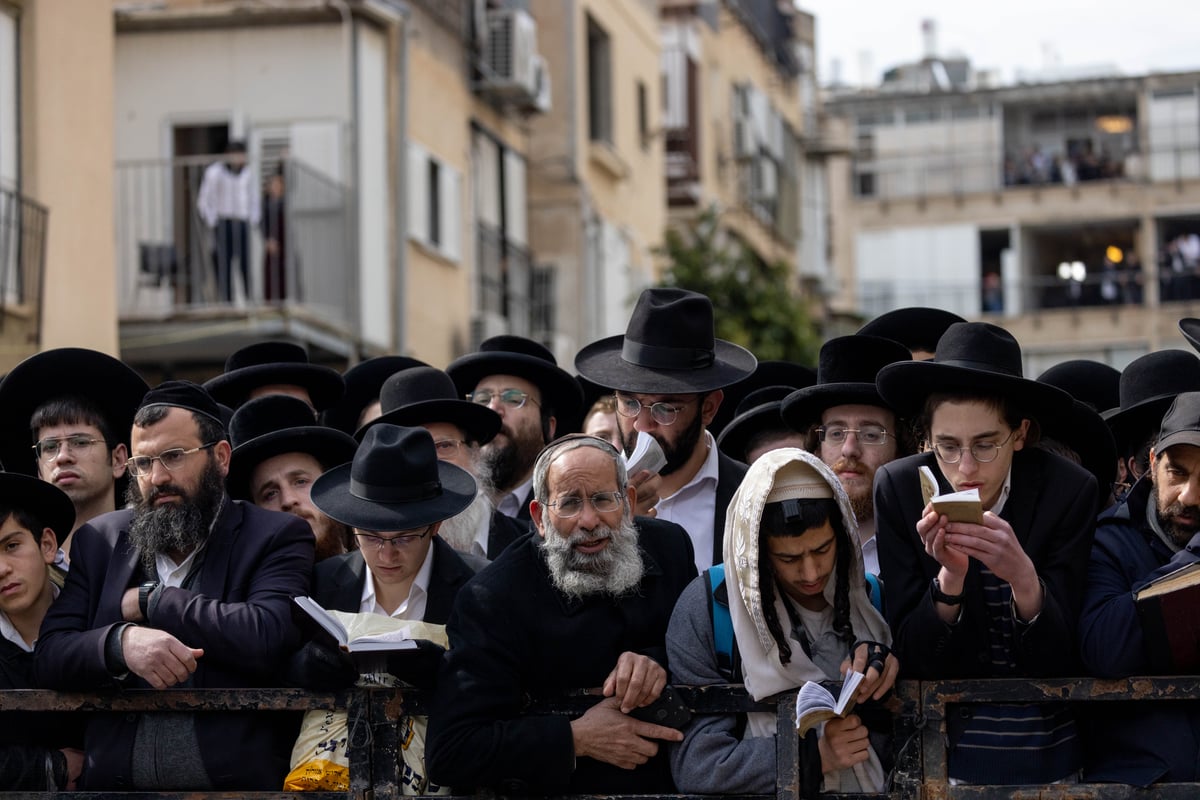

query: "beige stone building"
xmin=824 ymin=66 xmax=1200 ymax=372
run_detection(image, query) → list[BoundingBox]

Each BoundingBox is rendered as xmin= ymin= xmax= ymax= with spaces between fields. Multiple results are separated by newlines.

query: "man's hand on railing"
xmin=569 ymin=696 xmax=684 ymax=770
xmin=603 ymin=651 xmax=668 ymax=713
xmin=120 ymin=626 xmax=204 ymax=689
xmin=818 ymin=714 xmax=871 ymax=774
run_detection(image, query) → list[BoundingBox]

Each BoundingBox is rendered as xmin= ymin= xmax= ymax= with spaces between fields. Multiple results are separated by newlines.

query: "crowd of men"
xmin=2 ymin=287 xmax=1200 ymax=792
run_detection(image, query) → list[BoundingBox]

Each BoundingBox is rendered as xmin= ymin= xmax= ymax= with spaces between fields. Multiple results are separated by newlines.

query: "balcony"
xmin=0 ymin=185 xmax=49 ymax=356
xmin=115 ymin=156 xmax=359 ymax=366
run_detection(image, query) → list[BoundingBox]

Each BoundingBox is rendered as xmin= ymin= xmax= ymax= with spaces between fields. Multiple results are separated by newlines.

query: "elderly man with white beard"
xmin=426 ymin=435 xmax=697 ymax=795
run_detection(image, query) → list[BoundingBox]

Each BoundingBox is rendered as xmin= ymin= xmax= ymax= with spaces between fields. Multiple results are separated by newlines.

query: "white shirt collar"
xmin=359 ymin=541 xmax=436 ymax=620
xmin=497 ymin=475 xmax=534 ymax=519
xmin=988 ymin=466 xmax=1014 ymax=516
xmin=0 ymin=583 xmax=59 ymax=652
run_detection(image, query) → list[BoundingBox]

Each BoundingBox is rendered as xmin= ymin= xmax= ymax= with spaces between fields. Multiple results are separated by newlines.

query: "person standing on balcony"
xmin=260 ymin=164 xmax=288 ymax=302
xmin=197 ymin=140 xmax=259 ymax=303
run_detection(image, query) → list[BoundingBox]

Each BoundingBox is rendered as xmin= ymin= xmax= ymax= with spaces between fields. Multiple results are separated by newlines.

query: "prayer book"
xmin=919 ymin=465 xmax=983 ymax=524
xmin=625 ymin=431 xmax=667 ymax=475
xmin=795 ymin=670 xmax=865 ymax=737
xmin=1134 ymin=562 xmax=1200 ymax=671
xmin=295 ymin=596 xmax=426 ymax=653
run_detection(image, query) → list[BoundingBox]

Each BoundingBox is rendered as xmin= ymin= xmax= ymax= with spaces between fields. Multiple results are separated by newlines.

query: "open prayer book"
xmin=294 ymin=597 xmax=448 ymax=653
xmin=624 ymin=431 xmax=668 ymax=475
xmin=1134 ymin=562 xmax=1200 ymax=671
xmin=919 ymin=465 xmax=983 ymax=524
xmin=795 ymin=670 xmax=865 ymax=737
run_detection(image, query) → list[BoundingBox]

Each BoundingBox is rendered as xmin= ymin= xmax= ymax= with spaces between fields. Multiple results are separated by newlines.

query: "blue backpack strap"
xmin=705 ymin=565 xmax=736 ymax=679
xmin=864 ymin=572 xmax=885 ymax=615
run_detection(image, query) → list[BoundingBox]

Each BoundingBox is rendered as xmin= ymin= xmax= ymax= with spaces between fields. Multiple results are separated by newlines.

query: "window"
xmin=407 ymin=142 xmax=461 ymax=262
xmin=0 ymin=8 xmax=17 ymax=188
xmin=586 ymin=15 xmax=612 ymax=144
xmin=428 ymin=159 xmax=441 ymax=247
xmin=637 ymin=80 xmax=649 ymax=150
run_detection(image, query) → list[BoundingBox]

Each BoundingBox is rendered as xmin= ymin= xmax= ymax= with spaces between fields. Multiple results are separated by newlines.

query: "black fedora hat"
xmin=1036 ymin=359 xmax=1121 ymax=413
xmin=1102 ymin=349 xmax=1200 ymax=452
xmin=446 ymin=335 xmax=584 ymax=424
xmin=876 ymin=322 xmax=1072 ymax=420
xmin=574 ymin=288 xmax=757 ymax=395
xmin=0 ymin=472 xmax=75 ymax=546
xmin=310 ymin=424 xmax=475 ymax=532
xmin=321 ymin=355 xmax=429 ymax=435
xmin=708 ymin=360 xmax=817 ymax=438
xmin=0 ymin=348 xmax=149 ymax=477
xmin=355 ymin=366 xmax=501 ymax=445
xmin=228 ymin=395 xmax=359 ymax=501
xmin=1179 ymin=318 xmax=1200 ymax=353
xmin=781 ymin=336 xmax=911 ymax=432
xmin=857 ymin=307 xmax=965 ymax=356
xmin=717 ymin=386 xmax=801 ymax=462
xmin=204 ymin=341 xmax=345 ymax=412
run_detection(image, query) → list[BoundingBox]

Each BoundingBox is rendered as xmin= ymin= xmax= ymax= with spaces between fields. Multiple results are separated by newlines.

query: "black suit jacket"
xmin=487 ymin=508 xmax=529 ymax=560
xmin=711 ymin=450 xmax=748 ymax=566
xmin=426 ymin=517 xmax=697 ymax=794
xmin=34 ymin=499 xmax=315 ymax=790
xmin=874 ymin=448 xmax=1097 ymax=679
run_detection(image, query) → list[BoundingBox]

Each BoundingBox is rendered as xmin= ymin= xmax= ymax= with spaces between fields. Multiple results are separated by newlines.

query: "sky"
xmin=797 ymin=0 xmax=1200 ymax=88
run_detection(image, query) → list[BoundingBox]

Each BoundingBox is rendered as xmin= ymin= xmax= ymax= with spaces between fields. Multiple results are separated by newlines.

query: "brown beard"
xmin=1153 ymin=491 xmax=1200 ymax=547
xmin=831 ymin=458 xmax=875 ymax=522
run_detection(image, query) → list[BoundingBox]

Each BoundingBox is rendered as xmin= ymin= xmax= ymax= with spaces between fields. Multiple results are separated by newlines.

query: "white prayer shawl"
xmin=723 ymin=448 xmax=891 ymax=793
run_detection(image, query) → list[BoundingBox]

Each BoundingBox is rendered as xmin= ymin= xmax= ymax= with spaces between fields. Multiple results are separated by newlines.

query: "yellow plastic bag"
xmin=283 ymin=708 xmax=351 ymax=791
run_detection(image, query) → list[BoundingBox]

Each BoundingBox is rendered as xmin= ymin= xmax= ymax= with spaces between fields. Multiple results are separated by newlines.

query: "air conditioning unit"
xmin=470 ymin=310 xmax=509 ymax=349
xmin=482 ymin=8 xmax=539 ymax=101
xmin=522 ymin=54 xmax=552 ymax=114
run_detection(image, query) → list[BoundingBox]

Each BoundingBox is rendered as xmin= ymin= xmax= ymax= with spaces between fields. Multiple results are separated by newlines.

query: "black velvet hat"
xmin=321 ymin=355 xmax=429 ymax=435
xmin=0 ymin=348 xmax=149 ymax=477
xmin=228 ymin=395 xmax=358 ymax=500
xmin=857 ymin=307 xmax=966 ymax=355
xmin=138 ymin=380 xmax=226 ymax=429
xmin=708 ymin=360 xmax=817 ymax=438
xmin=574 ymin=288 xmax=757 ymax=394
xmin=1180 ymin=318 xmax=1200 ymax=353
xmin=355 ymin=367 xmax=501 ymax=445
xmin=781 ymin=336 xmax=912 ymax=432
xmin=0 ymin=472 xmax=75 ymax=546
xmin=876 ymin=322 xmax=1072 ymax=420
xmin=203 ymin=341 xmax=345 ymax=412
xmin=447 ymin=335 xmax=584 ymax=424
xmin=716 ymin=386 xmax=803 ymax=462
xmin=310 ymin=424 xmax=476 ymax=532
xmin=1036 ymin=359 xmax=1121 ymax=413
xmin=1102 ymin=349 xmax=1200 ymax=453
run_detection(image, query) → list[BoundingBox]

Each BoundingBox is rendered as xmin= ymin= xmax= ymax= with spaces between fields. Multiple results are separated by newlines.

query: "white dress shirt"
xmin=359 ymin=542 xmax=435 ymax=620
xmin=653 ymin=431 xmax=720 ymax=574
xmin=197 ymin=161 xmax=260 ymax=227
xmin=496 ymin=475 xmax=534 ymax=520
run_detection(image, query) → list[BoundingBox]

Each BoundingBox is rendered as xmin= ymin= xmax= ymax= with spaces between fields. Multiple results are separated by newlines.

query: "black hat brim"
xmin=716 ymin=402 xmax=794 ymax=461
xmin=1042 ymin=400 xmax=1117 ymax=495
xmin=228 ymin=427 xmax=359 ymax=501
xmin=309 ymin=460 xmax=476 ymax=532
xmin=204 ymin=364 xmax=345 ymax=411
xmin=780 ymin=383 xmax=893 ymax=432
xmin=322 ymin=356 xmax=429 ymax=435
xmin=876 ymin=361 xmax=1074 ymax=420
xmin=0 ymin=348 xmax=149 ymax=477
xmin=1181 ymin=318 xmax=1200 ymax=353
xmin=1102 ymin=395 xmax=1176 ymax=452
xmin=857 ymin=307 xmax=966 ymax=353
xmin=0 ymin=473 xmax=75 ymax=546
xmin=447 ymin=353 xmax=584 ymax=422
xmin=355 ymin=400 xmax=501 ymax=445
xmin=573 ymin=335 xmax=758 ymax=395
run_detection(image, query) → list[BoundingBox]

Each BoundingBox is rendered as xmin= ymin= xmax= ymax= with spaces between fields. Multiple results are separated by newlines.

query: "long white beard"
xmin=538 ymin=511 xmax=644 ymax=600
xmin=437 ymin=490 xmax=495 ymax=554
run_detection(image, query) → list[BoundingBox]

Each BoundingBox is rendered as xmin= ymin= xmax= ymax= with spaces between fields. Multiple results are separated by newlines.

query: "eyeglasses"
xmin=467 ymin=388 xmax=540 ymax=410
xmin=614 ymin=394 xmax=691 ymax=426
xmin=32 ymin=435 xmax=106 ymax=462
xmin=433 ymin=439 xmax=468 ymax=458
xmin=932 ymin=430 xmax=1016 ymax=465
xmin=127 ymin=443 xmax=218 ymax=477
xmin=817 ymin=425 xmax=890 ymax=446
xmin=355 ymin=525 xmax=434 ymax=551
xmin=545 ymin=491 xmax=624 ymax=518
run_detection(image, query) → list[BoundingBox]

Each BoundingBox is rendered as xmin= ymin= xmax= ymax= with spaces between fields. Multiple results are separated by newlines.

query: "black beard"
xmin=482 ymin=427 xmax=543 ymax=493
xmin=126 ymin=456 xmax=226 ymax=573
xmin=1154 ymin=493 xmax=1200 ymax=548
xmin=657 ymin=409 xmax=705 ymax=477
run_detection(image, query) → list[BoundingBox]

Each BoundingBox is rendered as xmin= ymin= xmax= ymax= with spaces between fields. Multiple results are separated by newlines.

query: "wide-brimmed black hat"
xmin=574 ymin=288 xmax=757 ymax=394
xmin=1036 ymin=384 xmax=1118 ymax=497
xmin=876 ymin=322 xmax=1072 ymax=420
xmin=447 ymin=335 xmax=584 ymax=423
xmin=0 ymin=348 xmax=149 ymax=477
xmin=1180 ymin=318 xmax=1200 ymax=353
xmin=781 ymin=336 xmax=911 ymax=431
xmin=1102 ymin=349 xmax=1200 ymax=453
xmin=310 ymin=424 xmax=475 ymax=532
xmin=355 ymin=366 xmax=501 ymax=445
xmin=204 ymin=341 xmax=345 ymax=412
xmin=0 ymin=472 xmax=75 ymax=546
xmin=717 ymin=386 xmax=801 ymax=462
xmin=228 ymin=395 xmax=359 ymax=500
xmin=1037 ymin=359 xmax=1121 ymax=413
xmin=857 ymin=307 xmax=965 ymax=356
xmin=321 ymin=355 xmax=429 ymax=435
xmin=709 ymin=360 xmax=817 ymax=438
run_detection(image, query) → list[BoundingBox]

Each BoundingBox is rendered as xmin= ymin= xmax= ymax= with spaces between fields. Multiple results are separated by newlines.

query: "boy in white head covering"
xmin=665 ymin=448 xmax=897 ymax=795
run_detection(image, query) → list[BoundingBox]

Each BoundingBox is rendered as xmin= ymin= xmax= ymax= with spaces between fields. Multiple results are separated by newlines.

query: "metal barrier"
xmin=2 ymin=679 xmax=1198 ymax=799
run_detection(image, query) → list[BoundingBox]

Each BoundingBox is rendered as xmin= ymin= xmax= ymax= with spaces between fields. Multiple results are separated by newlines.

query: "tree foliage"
xmin=657 ymin=208 xmax=821 ymax=364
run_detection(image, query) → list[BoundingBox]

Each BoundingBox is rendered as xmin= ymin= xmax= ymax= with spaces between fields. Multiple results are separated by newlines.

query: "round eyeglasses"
xmin=931 ymin=430 xmax=1016 ymax=464
xmin=613 ymin=394 xmax=692 ymax=426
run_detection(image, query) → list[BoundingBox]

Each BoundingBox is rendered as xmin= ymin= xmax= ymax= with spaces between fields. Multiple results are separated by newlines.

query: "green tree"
xmin=657 ymin=208 xmax=821 ymax=364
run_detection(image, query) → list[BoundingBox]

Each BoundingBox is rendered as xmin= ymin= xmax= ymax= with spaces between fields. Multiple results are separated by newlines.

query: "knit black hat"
xmin=139 ymin=380 xmax=226 ymax=429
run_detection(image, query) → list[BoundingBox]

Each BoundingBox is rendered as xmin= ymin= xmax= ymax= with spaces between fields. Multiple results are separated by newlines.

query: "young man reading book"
xmin=872 ymin=323 xmax=1097 ymax=785
xmin=1077 ymin=390 xmax=1200 ymax=784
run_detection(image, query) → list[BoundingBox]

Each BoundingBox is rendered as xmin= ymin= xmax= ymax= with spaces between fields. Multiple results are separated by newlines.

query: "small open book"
xmin=795 ymin=670 xmax=864 ymax=737
xmin=625 ymin=431 xmax=667 ymax=475
xmin=919 ymin=465 xmax=983 ymax=524
xmin=295 ymin=596 xmax=431 ymax=653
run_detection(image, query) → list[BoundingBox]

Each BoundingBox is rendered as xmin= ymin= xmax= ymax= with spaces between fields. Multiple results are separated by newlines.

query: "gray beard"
xmin=437 ymin=490 xmax=495 ymax=554
xmin=125 ymin=459 xmax=225 ymax=574
xmin=538 ymin=510 xmax=644 ymax=600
